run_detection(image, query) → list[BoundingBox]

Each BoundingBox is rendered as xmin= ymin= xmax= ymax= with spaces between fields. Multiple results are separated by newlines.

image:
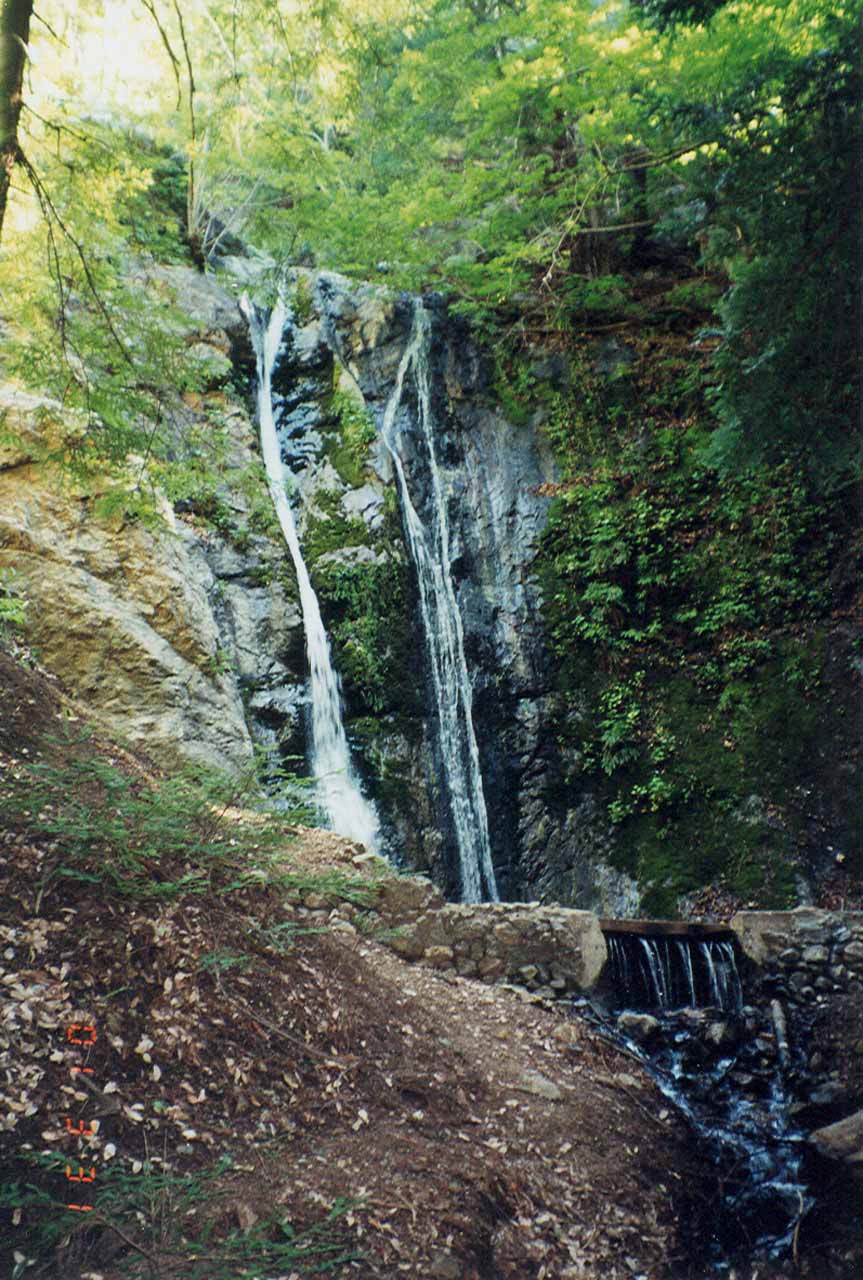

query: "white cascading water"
xmin=607 ymin=932 xmax=744 ymax=1011
xmin=244 ymin=294 xmax=380 ymax=851
xmin=601 ymin=931 xmax=808 ymax=1268
xmin=380 ymin=303 xmax=498 ymax=903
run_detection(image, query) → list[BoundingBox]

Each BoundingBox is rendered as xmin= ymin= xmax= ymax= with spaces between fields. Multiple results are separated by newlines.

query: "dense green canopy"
xmin=0 ymin=0 xmax=860 ymax=911
xmin=0 ymin=0 xmax=860 ymax=485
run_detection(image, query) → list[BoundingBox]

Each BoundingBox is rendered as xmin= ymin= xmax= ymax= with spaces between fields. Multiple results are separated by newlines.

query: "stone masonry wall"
xmin=289 ymin=864 xmax=609 ymax=997
xmin=731 ymin=909 xmax=863 ymax=1008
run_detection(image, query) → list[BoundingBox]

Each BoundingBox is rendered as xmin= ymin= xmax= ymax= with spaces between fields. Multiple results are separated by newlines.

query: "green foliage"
xmin=560 ymin=274 xmax=637 ymax=318
xmin=662 ymin=279 xmax=721 ymax=312
xmin=0 ymin=122 xmax=214 ymax=498
xmin=151 ymin=410 xmax=279 ymax=552
xmin=4 ymin=0 xmax=858 ymax=496
xmin=0 ymin=569 xmax=26 ymax=636
xmin=538 ymin=332 xmax=858 ymax=908
xmin=544 ymin=429 xmax=840 ymax=669
xmin=114 ymin=136 xmax=191 ymax=263
xmin=1 ymin=0 xmax=857 ymax=918
xmin=304 ymin=489 xmax=372 ymax=563
xmin=0 ymin=743 xmax=309 ymax=901
xmin=181 ymin=1198 xmax=361 ymax=1277
xmin=664 ymin=17 xmax=863 ymax=487
xmin=203 ymin=646 xmax=236 ymax=678
xmin=2 ymin=1152 xmax=359 ymax=1278
xmin=316 ymin=554 xmax=419 ymax=717
xmin=308 ymin=0 xmax=859 ymax=486
xmin=0 ymin=1151 xmax=233 ymax=1269
xmin=540 ymin=363 xmax=611 ymax=474
xmin=325 ymin=389 xmax=377 ymax=488
xmin=292 ymin=275 xmax=316 ymax=326
xmin=635 ymin=0 xmax=729 ymax=31
xmin=493 ymin=357 xmax=549 ymax=428
xmin=306 ymin=481 xmax=418 ymax=724
xmin=245 ymin=919 xmax=327 ymax=954
xmin=199 ymin=948 xmax=253 ymax=974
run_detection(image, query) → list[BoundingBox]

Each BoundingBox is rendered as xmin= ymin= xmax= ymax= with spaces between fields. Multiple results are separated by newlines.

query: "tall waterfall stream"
xmin=244 ymin=292 xmax=499 ymax=897
xmin=379 ymin=302 xmax=498 ymax=903
xmin=245 ymin=295 xmax=381 ymax=850
xmin=239 ymin=286 xmax=854 ymax=1275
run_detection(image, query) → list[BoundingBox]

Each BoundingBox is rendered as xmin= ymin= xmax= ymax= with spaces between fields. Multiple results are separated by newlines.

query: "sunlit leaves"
xmin=0 ymin=0 xmax=858 ymax=488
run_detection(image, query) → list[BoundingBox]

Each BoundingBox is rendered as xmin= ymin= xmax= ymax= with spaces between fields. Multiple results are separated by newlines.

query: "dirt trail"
xmin=1 ymin=645 xmax=703 ymax=1279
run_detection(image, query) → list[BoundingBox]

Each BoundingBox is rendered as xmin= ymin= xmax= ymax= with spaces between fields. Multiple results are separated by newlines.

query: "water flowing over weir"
xmin=244 ymin=295 xmax=380 ymax=850
xmin=595 ymin=925 xmax=812 ymax=1274
xmin=380 ymin=302 xmax=498 ymax=903
xmin=606 ymin=932 xmax=743 ymax=1011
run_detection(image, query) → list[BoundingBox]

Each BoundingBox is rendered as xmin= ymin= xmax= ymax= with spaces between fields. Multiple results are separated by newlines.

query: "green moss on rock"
xmin=535 ymin=292 xmax=861 ymax=911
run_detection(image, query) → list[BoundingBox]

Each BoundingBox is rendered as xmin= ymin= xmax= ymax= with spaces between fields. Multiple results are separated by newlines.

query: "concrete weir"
xmin=601 ymin=920 xmax=742 ymax=1011
xmin=348 ymin=884 xmax=863 ymax=1007
xmin=598 ymin=909 xmax=863 ymax=1011
xmin=600 ymin=918 xmax=734 ymax=939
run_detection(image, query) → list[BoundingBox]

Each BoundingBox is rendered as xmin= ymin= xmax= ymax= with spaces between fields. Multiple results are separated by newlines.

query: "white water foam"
xmin=380 ymin=303 xmax=498 ymax=902
xmin=245 ymin=294 xmax=380 ymax=851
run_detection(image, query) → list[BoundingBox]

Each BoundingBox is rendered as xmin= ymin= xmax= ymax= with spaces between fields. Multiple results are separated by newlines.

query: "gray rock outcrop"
xmin=809 ymin=1110 xmax=863 ymax=1170
xmin=0 ymin=272 xmax=305 ymax=777
xmin=731 ymin=909 xmax=863 ymax=1006
xmin=271 ymin=270 xmax=618 ymax=903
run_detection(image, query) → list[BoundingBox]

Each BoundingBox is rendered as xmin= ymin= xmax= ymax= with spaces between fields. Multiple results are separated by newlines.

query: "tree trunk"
xmin=0 ymin=0 xmax=32 ymax=245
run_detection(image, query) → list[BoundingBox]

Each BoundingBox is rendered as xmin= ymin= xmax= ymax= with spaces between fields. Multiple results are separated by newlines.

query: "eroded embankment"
xmin=1 ymin=646 xmax=704 ymax=1280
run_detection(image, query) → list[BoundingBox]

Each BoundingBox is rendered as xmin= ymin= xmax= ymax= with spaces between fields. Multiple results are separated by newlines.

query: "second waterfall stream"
xmin=244 ymin=293 xmax=381 ymax=851
xmin=379 ymin=302 xmax=498 ymax=904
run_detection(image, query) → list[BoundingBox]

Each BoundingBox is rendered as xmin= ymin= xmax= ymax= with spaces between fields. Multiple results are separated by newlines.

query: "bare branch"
xmin=30 ymin=7 xmax=63 ymax=42
xmin=22 ymin=102 xmax=114 ymax=151
xmin=169 ymin=0 xmax=196 ymax=142
xmin=604 ymin=140 xmax=718 ymax=173
xmin=138 ymin=0 xmax=182 ymax=110
xmin=169 ymin=0 xmax=199 ymax=251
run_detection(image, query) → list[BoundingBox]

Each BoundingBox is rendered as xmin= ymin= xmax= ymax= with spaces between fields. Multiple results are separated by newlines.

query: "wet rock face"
xmin=617 ymin=1012 xmax=661 ymax=1043
xmin=0 ymin=261 xmax=618 ymax=902
xmin=302 ymin=273 xmax=618 ymax=902
xmin=250 ymin=269 xmax=641 ymax=903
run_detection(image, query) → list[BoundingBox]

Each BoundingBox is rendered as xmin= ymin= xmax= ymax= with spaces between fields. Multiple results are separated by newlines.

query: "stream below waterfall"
xmin=590 ymin=934 xmax=816 ymax=1277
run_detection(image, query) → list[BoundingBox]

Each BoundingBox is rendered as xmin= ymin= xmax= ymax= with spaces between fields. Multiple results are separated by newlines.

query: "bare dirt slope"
xmin=1 ymin=645 xmax=705 ymax=1280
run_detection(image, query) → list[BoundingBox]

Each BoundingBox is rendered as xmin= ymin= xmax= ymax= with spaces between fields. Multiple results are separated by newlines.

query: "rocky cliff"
xmin=4 ymin=258 xmax=858 ymax=916
xmin=0 ymin=267 xmax=305 ymax=779
xmin=0 ymin=262 xmax=625 ymax=905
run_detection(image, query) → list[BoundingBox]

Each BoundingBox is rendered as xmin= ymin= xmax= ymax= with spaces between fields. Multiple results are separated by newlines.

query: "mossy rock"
xmin=304 ymin=489 xmax=373 ymax=565
xmin=319 ymin=387 xmax=377 ymax=489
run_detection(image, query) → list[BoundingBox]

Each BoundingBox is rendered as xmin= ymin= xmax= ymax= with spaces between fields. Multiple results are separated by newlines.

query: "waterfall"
xmin=704 ymin=938 xmax=744 ymax=1010
xmin=607 ymin=931 xmax=743 ymax=1011
xmin=675 ymin=938 xmax=698 ymax=1007
xmin=380 ymin=303 xmax=498 ymax=903
xmin=638 ymin=937 xmax=670 ymax=1007
xmin=244 ymin=295 xmax=380 ymax=851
